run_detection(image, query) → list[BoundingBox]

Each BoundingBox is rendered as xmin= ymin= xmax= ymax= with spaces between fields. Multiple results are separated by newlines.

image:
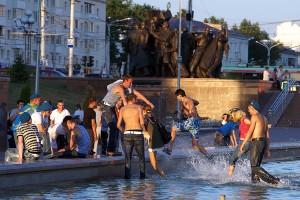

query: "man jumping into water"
xmin=163 ymin=89 xmax=212 ymax=160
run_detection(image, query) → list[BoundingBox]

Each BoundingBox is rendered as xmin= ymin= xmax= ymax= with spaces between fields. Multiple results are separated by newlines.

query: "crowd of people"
xmin=263 ymin=65 xmax=291 ymax=89
xmin=6 ymin=74 xmax=280 ymax=184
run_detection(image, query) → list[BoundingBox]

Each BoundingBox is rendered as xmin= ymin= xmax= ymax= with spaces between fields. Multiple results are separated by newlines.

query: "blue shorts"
xmin=174 ymin=119 xmax=200 ymax=139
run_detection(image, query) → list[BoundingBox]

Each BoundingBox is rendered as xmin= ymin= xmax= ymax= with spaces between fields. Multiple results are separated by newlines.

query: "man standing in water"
xmin=117 ymin=93 xmax=149 ymax=179
xmin=240 ymin=100 xmax=280 ymax=184
xmin=163 ymin=89 xmax=212 ymax=160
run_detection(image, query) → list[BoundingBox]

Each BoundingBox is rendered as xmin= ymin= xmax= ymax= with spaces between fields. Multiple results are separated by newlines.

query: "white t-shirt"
xmin=50 ymin=109 xmax=70 ymax=124
xmin=48 ymin=123 xmax=67 ymax=149
xmin=263 ymin=70 xmax=270 ymax=81
xmin=31 ymin=112 xmax=48 ymax=131
xmin=277 ymin=70 xmax=284 ymax=81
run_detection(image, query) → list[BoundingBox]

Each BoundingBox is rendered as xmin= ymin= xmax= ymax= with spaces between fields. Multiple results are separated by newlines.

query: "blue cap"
xmin=20 ymin=112 xmax=31 ymax=123
xmin=250 ymin=100 xmax=260 ymax=111
xmin=40 ymin=102 xmax=52 ymax=111
xmin=30 ymin=93 xmax=40 ymax=100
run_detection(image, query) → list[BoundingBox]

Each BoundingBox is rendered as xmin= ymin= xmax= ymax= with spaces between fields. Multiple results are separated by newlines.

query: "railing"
xmin=268 ymin=78 xmax=296 ymax=119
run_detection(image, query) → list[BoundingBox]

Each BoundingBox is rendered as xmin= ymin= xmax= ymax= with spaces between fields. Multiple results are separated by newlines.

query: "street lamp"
xmin=256 ymin=40 xmax=280 ymax=66
xmin=15 ymin=10 xmax=35 ymax=65
xmin=105 ymin=17 xmax=131 ymax=77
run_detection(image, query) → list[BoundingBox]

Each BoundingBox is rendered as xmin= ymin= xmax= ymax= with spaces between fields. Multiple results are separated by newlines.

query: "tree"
xmin=232 ymin=19 xmax=281 ymax=66
xmin=205 ymin=16 xmax=228 ymax=27
xmin=7 ymin=53 xmax=32 ymax=82
xmin=20 ymin=83 xmax=31 ymax=104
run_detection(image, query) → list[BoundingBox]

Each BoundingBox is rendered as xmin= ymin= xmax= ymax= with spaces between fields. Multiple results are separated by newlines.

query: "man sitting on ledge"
xmin=17 ymin=112 xmax=43 ymax=164
xmin=55 ymin=116 xmax=90 ymax=158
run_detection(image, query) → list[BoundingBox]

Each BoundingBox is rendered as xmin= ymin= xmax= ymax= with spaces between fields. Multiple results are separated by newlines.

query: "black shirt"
xmin=83 ymin=108 xmax=95 ymax=129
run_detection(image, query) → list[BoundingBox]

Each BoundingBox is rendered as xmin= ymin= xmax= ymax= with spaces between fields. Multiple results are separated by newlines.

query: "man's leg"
xmin=134 ymin=134 xmax=146 ymax=179
xmin=100 ymin=131 xmax=108 ymax=155
xmin=192 ymin=137 xmax=210 ymax=158
xmin=168 ymin=126 xmax=177 ymax=152
xmin=124 ymin=134 xmax=134 ymax=179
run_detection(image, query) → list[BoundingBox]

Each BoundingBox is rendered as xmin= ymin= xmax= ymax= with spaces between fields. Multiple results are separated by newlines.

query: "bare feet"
xmin=228 ymin=165 xmax=235 ymax=176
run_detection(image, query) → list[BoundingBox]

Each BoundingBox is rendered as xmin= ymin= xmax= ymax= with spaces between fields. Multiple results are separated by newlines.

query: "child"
xmin=214 ymin=115 xmax=237 ymax=147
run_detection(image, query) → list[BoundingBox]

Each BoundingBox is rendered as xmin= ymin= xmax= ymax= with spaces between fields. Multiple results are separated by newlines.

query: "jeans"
xmin=101 ymin=104 xmax=118 ymax=152
xmin=229 ymin=140 xmax=251 ymax=165
xmin=124 ymin=134 xmax=145 ymax=179
xmin=250 ymin=139 xmax=277 ymax=183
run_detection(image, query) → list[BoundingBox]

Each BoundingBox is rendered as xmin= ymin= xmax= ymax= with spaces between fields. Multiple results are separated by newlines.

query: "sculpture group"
xmin=126 ymin=9 xmax=229 ymax=78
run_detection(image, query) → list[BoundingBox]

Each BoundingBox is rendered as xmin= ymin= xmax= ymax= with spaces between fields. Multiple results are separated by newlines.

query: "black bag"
xmin=157 ymin=120 xmax=171 ymax=144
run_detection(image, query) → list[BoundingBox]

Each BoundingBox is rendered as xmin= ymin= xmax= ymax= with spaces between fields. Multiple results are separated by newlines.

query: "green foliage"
xmin=206 ymin=16 xmax=228 ymax=27
xmin=19 ymin=82 xmax=31 ymax=104
xmin=7 ymin=54 xmax=31 ymax=83
xmin=232 ymin=18 xmax=281 ymax=66
xmin=81 ymin=85 xmax=95 ymax=110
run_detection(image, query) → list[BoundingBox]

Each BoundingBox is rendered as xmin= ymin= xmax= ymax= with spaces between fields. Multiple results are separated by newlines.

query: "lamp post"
xmin=105 ymin=17 xmax=130 ymax=77
xmin=15 ymin=10 xmax=35 ymax=66
xmin=256 ymin=40 xmax=280 ymax=66
xmin=177 ymin=0 xmax=182 ymax=118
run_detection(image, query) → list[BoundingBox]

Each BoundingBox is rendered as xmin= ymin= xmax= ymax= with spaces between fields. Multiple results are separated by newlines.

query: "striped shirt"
xmin=17 ymin=124 xmax=42 ymax=154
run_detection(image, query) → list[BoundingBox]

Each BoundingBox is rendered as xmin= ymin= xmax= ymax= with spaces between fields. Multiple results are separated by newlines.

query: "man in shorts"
xmin=163 ymin=89 xmax=212 ymax=159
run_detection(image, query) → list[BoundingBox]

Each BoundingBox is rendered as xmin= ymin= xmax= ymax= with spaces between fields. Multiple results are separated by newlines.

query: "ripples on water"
xmin=1 ymin=157 xmax=300 ymax=200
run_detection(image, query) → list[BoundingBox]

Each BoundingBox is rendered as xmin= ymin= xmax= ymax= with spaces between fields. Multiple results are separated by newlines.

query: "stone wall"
xmin=0 ymin=77 xmax=9 ymax=151
xmin=66 ymin=77 xmax=275 ymax=120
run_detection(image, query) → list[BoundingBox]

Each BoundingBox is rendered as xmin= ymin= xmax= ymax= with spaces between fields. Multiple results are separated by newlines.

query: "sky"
xmin=132 ymin=0 xmax=300 ymax=37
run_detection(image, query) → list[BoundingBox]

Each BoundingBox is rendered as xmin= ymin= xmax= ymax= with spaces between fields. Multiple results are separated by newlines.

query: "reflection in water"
xmin=1 ymin=160 xmax=300 ymax=199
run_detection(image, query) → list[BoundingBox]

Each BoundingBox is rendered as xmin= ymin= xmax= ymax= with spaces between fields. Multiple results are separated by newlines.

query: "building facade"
xmin=0 ymin=0 xmax=106 ymax=73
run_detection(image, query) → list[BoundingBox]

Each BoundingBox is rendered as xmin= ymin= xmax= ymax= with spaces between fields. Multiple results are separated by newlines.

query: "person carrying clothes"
xmin=143 ymin=104 xmax=165 ymax=177
xmin=101 ymin=75 xmax=154 ymax=156
xmin=17 ymin=112 xmax=43 ymax=164
xmin=214 ymin=115 xmax=237 ymax=147
xmin=227 ymin=108 xmax=251 ymax=176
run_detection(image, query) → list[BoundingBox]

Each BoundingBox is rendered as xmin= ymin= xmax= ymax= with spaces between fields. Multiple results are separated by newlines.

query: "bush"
xmin=20 ymin=83 xmax=31 ymax=104
xmin=7 ymin=54 xmax=31 ymax=82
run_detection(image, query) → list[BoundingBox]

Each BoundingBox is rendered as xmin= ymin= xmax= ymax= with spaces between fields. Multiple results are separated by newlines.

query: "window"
xmin=97 ymin=8 xmax=99 ymax=16
xmin=7 ymin=50 xmax=10 ymax=59
xmin=96 ymin=26 xmax=99 ymax=33
xmin=7 ymin=10 xmax=11 ymax=19
xmin=12 ymin=8 xmax=16 ymax=18
xmin=84 ymin=3 xmax=92 ymax=14
xmin=84 ymin=22 xmax=88 ymax=31
xmin=64 ymin=2 xmax=67 ymax=10
xmin=0 ymin=26 xmax=4 ymax=36
xmin=84 ymin=39 xmax=88 ymax=48
xmin=7 ymin=30 xmax=10 ymax=39
xmin=51 ymin=35 xmax=55 ymax=44
xmin=56 ymin=36 xmax=61 ymax=44
xmin=74 ymin=37 xmax=78 ymax=47
xmin=1 ymin=49 xmax=4 ymax=58
xmin=0 ymin=6 xmax=5 ymax=16
xmin=81 ymin=5 xmax=83 ymax=13
xmin=90 ymin=22 xmax=94 ymax=32
xmin=75 ymin=19 xmax=78 ymax=29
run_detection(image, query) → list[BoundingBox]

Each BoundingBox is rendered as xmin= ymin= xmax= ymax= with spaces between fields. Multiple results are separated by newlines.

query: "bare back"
xmin=251 ymin=113 xmax=268 ymax=138
xmin=120 ymin=104 xmax=143 ymax=131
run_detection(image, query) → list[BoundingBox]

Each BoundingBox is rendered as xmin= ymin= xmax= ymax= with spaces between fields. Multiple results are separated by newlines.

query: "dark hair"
xmin=175 ymin=89 xmax=186 ymax=97
xmin=127 ymin=93 xmax=137 ymax=102
xmin=17 ymin=100 xmax=25 ymax=104
xmin=265 ymin=67 xmax=269 ymax=70
xmin=75 ymin=103 xmax=81 ymax=109
xmin=143 ymin=104 xmax=152 ymax=113
xmin=123 ymin=74 xmax=133 ymax=82
xmin=62 ymin=115 xmax=74 ymax=127
xmin=97 ymin=101 xmax=101 ymax=106
xmin=57 ymin=100 xmax=64 ymax=104
xmin=88 ymin=97 xmax=96 ymax=104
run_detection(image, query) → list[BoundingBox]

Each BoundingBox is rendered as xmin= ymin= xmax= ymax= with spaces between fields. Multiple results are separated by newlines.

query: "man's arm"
xmin=264 ymin=117 xmax=271 ymax=158
xmin=133 ymin=89 xmax=154 ymax=108
xmin=240 ymin=115 xmax=256 ymax=152
xmin=117 ymin=108 xmax=124 ymax=132
xmin=69 ymin=130 xmax=77 ymax=151
xmin=139 ymin=106 xmax=149 ymax=140
xmin=115 ymin=85 xmax=128 ymax=106
xmin=17 ymin=135 xmax=23 ymax=164
xmin=91 ymin=118 xmax=97 ymax=141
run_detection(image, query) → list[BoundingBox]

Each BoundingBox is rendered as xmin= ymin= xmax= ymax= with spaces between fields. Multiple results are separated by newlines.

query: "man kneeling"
xmin=57 ymin=116 xmax=90 ymax=158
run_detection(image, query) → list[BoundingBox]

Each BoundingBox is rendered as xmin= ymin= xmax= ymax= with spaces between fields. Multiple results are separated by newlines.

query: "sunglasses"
xmin=229 ymin=108 xmax=241 ymax=113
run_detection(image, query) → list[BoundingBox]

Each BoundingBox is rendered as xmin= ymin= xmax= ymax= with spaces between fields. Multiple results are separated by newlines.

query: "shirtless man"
xmin=102 ymin=75 xmax=154 ymax=156
xmin=117 ymin=93 xmax=150 ymax=179
xmin=163 ymin=89 xmax=212 ymax=159
xmin=240 ymin=100 xmax=280 ymax=184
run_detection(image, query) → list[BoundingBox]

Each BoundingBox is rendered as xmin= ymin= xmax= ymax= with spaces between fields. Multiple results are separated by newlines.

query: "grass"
xmin=8 ymin=80 xmax=90 ymax=114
